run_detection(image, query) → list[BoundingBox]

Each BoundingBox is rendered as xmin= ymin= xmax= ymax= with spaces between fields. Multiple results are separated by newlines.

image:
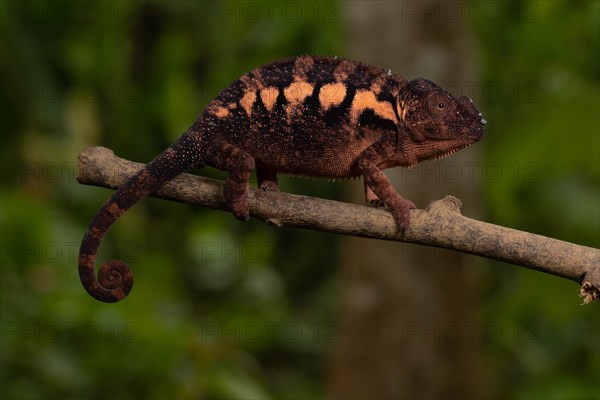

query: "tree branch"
xmin=78 ymin=146 xmax=600 ymax=304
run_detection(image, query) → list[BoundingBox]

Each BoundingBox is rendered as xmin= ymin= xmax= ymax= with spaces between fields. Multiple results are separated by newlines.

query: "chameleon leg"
xmin=357 ymin=142 xmax=416 ymax=231
xmin=257 ymin=166 xmax=280 ymax=192
xmin=206 ymin=138 xmax=256 ymax=221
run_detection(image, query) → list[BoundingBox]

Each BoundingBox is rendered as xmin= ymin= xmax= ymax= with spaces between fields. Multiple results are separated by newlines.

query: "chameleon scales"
xmin=79 ymin=56 xmax=486 ymax=302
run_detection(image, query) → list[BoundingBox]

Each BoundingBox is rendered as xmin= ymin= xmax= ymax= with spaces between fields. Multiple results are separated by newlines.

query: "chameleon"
xmin=78 ymin=55 xmax=486 ymax=302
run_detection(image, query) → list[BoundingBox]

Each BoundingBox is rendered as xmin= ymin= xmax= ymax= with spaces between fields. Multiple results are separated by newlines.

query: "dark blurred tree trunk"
xmin=329 ymin=2 xmax=488 ymax=398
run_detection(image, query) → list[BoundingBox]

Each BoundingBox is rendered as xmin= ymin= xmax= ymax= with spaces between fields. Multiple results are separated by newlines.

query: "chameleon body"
xmin=79 ymin=56 xmax=486 ymax=302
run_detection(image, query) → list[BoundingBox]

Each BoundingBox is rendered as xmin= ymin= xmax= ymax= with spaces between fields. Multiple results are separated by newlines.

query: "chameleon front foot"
xmin=223 ymin=179 xmax=251 ymax=221
xmin=230 ymin=201 xmax=250 ymax=221
xmin=389 ymin=199 xmax=417 ymax=233
xmin=224 ymin=191 xmax=250 ymax=221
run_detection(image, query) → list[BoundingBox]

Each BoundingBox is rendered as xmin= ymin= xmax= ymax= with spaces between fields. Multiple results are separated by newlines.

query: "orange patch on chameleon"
xmin=284 ymin=81 xmax=314 ymax=104
xmin=260 ymin=87 xmax=279 ymax=112
xmin=89 ymin=226 xmax=105 ymax=240
xmin=240 ymin=90 xmax=257 ymax=117
xmin=107 ymin=202 xmax=126 ymax=218
xmin=350 ymin=90 xmax=397 ymax=125
xmin=210 ymin=105 xmax=230 ymax=118
xmin=79 ymin=253 xmax=95 ymax=265
xmin=319 ymin=83 xmax=347 ymax=110
xmin=283 ymin=81 xmax=313 ymax=123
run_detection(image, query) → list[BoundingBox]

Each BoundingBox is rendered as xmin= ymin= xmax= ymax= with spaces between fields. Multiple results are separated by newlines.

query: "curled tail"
xmin=79 ymin=124 xmax=204 ymax=302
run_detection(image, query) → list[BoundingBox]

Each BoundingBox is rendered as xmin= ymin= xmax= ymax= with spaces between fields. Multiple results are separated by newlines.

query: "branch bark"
xmin=78 ymin=146 xmax=600 ymax=304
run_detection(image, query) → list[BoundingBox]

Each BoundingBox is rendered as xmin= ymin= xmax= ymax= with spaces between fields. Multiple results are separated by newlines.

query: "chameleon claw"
xmin=369 ymin=199 xmax=385 ymax=208
xmin=404 ymin=199 xmax=417 ymax=210
xmin=231 ymin=202 xmax=250 ymax=221
xmin=259 ymin=181 xmax=280 ymax=192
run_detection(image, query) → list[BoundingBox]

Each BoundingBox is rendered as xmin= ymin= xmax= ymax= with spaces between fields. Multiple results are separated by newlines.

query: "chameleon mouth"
xmin=431 ymin=142 xmax=474 ymax=162
xmin=433 ymin=145 xmax=467 ymax=161
xmin=404 ymin=143 xmax=471 ymax=169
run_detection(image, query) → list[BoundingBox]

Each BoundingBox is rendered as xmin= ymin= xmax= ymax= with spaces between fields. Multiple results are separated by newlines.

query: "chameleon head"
xmin=396 ymin=78 xmax=486 ymax=163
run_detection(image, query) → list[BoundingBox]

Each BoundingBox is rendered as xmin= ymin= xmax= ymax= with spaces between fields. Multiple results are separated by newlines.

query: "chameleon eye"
xmin=427 ymin=94 xmax=454 ymax=118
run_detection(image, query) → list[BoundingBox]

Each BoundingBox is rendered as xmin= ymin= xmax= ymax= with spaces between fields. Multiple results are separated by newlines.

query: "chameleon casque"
xmin=79 ymin=55 xmax=486 ymax=302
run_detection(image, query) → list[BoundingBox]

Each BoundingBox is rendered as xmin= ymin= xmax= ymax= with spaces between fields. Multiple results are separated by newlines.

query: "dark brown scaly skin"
xmin=79 ymin=56 xmax=486 ymax=302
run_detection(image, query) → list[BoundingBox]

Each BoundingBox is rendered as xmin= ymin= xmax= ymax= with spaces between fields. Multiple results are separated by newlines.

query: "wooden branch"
xmin=78 ymin=146 xmax=600 ymax=304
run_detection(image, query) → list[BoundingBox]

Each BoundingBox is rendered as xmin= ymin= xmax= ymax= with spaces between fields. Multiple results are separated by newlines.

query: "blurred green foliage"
xmin=1 ymin=0 xmax=598 ymax=399
xmin=475 ymin=1 xmax=599 ymax=399
xmin=478 ymin=0 xmax=599 ymax=244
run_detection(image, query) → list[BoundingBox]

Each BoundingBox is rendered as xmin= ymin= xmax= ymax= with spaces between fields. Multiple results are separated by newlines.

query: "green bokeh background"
xmin=1 ymin=1 xmax=598 ymax=399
